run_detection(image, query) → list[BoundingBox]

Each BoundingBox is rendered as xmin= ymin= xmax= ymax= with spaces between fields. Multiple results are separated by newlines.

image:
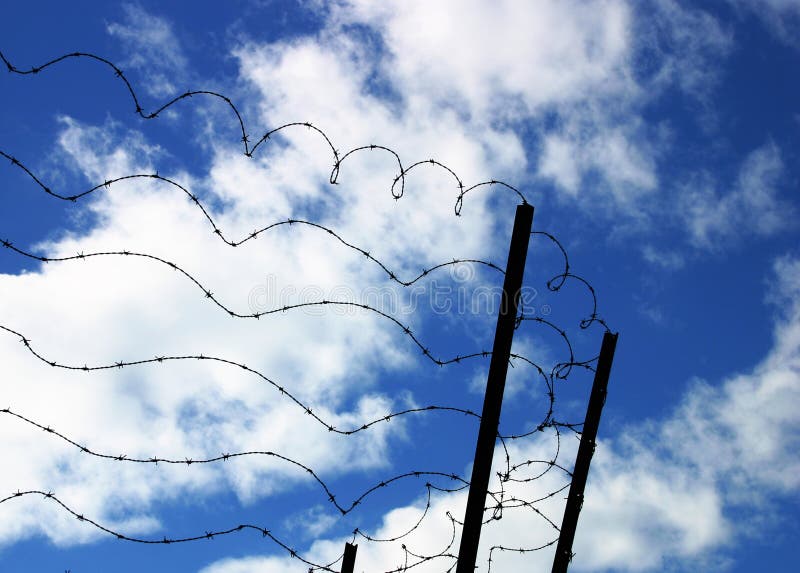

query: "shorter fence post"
xmin=341 ymin=541 xmax=358 ymax=573
xmin=551 ymin=331 xmax=618 ymax=573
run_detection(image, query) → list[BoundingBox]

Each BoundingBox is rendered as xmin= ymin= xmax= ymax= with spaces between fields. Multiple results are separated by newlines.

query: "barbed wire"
xmin=0 ymin=226 xmax=598 ymax=448
xmin=0 ymin=235 xmax=602 ymax=390
xmin=0 ymin=240 xmax=606 ymax=570
xmin=530 ymin=231 xmax=610 ymax=333
xmin=0 ymin=47 xmax=616 ymax=572
xmin=0 ymin=50 xmax=526 ymax=214
xmin=0 ymin=322 xmax=486 ymax=437
xmin=486 ymin=538 xmax=559 ymax=573
xmin=0 ymin=490 xmax=344 ymax=572
xmin=0 ymin=312 xmax=587 ymax=570
xmin=0 ymin=151 xmax=508 ymax=284
xmin=0 ymin=269 xmax=605 ymax=572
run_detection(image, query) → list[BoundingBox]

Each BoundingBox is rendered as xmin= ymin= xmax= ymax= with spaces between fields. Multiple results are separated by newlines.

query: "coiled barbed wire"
xmin=0 ymin=50 xmax=526 ymax=214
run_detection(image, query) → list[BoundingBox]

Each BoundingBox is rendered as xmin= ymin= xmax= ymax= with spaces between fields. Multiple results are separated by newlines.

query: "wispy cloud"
xmin=727 ymin=0 xmax=800 ymax=47
xmin=106 ymin=4 xmax=188 ymax=97
xmin=680 ymin=141 xmax=794 ymax=250
xmin=641 ymin=245 xmax=686 ymax=270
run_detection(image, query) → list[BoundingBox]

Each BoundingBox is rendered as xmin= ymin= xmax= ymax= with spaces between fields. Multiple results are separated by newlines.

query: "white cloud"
xmin=330 ymin=0 xmax=663 ymax=210
xmin=537 ymin=114 xmax=661 ymax=205
xmin=0 ymin=114 xmax=422 ymax=546
xmin=319 ymin=0 xmax=731 ymax=215
xmin=680 ymin=141 xmax=794 ymax=249
xmin=254 ymin=0 xmax=739 ymax=225
xmin=640 ymin=0 xmax=733 ymax=98
xmin=1 ymin=0 xmax=546 ymax=550
xmin=329 ymin=0 xmax=633 ymax=119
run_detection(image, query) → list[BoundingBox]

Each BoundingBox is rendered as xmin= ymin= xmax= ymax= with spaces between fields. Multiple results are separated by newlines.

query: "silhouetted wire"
xmin=0 ymin=406 xmax=477 ymax=516
xmin=395 ymin=512 xmax=459 ymax=571
xmin=0 ymin=241 xmax=498 ymax=366
xmin=0 ymin=237 xmax=562 ymax=441
xmin=0 ymin=322 xmax=488 ymax=436
xmin=0 ymin=260 xmax=603 ymax=572
xmin=486 ymin=538 xmax=559 ymax=573
xmin=531 ymin=231 xmax=570 ymax=290
xmin=0 ymin=318 xmax=554 ymax=456
xmin=0 ymin=50 xmax=527 ymax=213
xmin=0 ymin=223 xmax=587 ymax=441
xmin=1 ymin=318 xmax=543 ymax=512
xmin=0 ymin=490 xmax=342 ymax=572
xmin=531 ymin=231 xmax=611 ymax=333
xmin=0 ymin=244 xmax=604 ymax=570
xmin=502 ymin=426 xmax=567 ymax=484
xmin=0 ymin=153 xmax=505 ymax=284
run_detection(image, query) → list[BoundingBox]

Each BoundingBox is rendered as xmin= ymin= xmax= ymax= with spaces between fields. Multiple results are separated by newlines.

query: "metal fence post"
xmin=551 ymin=331 xmax=618 ymax=573
xmin=456 ymin=203 xmax=534 ymax=573
xmin=341 ymin=541 xmax=358 ymax=573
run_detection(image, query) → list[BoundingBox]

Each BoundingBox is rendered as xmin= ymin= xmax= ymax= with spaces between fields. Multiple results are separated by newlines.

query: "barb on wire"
xmin=0 ymin=234 xmax=559 ymax=425
xmin=486 ymin=538 xmax=559 ymax=573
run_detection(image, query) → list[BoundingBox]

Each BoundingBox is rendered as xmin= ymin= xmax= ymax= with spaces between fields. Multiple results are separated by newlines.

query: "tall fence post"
xmin=456 ymin=203 xmax=534 ymax=573
xmin=551 ymin=331 xmax=618 ymax=573
xmin=341 ymin=541 xmax=358 ymax=573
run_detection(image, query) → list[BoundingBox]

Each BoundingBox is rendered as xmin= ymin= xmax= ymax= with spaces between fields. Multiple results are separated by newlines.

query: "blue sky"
xmin=1 ymin=1 xmax=798 ymax=572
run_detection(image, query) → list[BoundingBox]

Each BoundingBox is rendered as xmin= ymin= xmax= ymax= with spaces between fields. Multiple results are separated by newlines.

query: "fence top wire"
xmin=0 ymin=49 xmax=527 ymax=215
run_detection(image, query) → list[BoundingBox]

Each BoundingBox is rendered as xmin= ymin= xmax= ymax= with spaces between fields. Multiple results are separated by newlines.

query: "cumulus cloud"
xmin=328 ymin=0 xmax=633 ymax=118
xmin=315 ymin=0 xmax=733 ymax=215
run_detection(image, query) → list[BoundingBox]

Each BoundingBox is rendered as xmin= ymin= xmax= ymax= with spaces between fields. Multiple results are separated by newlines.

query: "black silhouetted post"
xmin=456 ymin=203 xmax=534 ymax=573
xmin=551 ymin=331 xmax=618 ymax=573
xmin=341 ymin=542 xmax=358 ymax=573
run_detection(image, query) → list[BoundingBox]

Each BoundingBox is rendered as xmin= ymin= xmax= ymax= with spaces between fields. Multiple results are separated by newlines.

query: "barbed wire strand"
xmin=1 ymin=406 xmax=479 ymax=517
xmin=0 ymin=50 xmax=526 ymax=214
xmin=0 ymin=490 xmax=345 ymax=572
xmin=0 ymin=236 xmax=603 ymax=398
xmin=0 ymin=153 xmax=507 ymax=284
